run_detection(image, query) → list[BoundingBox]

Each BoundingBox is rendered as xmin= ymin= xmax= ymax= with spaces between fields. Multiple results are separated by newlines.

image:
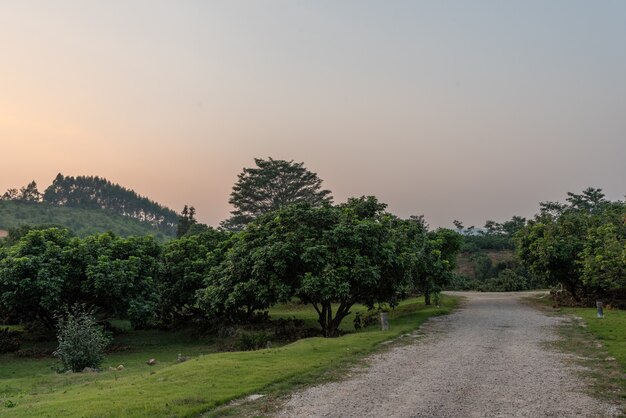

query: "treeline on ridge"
xmin=1 ymin=174 xmax=178 ymax=235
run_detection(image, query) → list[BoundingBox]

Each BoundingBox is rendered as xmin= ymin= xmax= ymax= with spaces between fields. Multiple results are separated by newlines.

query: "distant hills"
xmin=0 ymin=174 xmax=179 ymax=239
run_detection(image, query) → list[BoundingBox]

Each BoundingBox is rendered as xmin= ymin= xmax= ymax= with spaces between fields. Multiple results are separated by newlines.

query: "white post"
xmin=380 ymin=312 xmax=389 ymax=331
xmin=596 ymin=301 xmax=604 ymax=318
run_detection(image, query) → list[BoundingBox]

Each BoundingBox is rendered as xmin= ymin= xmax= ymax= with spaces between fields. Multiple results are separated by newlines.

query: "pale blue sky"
xmin=1 ymin=1 xmax=625 ymax=227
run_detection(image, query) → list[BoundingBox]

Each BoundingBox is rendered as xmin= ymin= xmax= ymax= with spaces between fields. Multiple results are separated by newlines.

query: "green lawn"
xmin=563 ymin=306 xmax=626 ymax=371
xmin=0 ymin=296 xmax=457 ymax=417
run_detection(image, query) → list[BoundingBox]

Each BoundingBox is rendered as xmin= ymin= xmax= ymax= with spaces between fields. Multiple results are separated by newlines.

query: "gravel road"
xmin=276 ymin=292 xmax=619 ymax=417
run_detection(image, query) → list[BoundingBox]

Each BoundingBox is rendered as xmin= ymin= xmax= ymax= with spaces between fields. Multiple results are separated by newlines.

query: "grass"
xmin=0 ymin=296 xmax=457 ymax=417
xmin=526 ymin=294 xmax=626 ymax=412
xmin=564 ymin=307 xmax=626 ymax=370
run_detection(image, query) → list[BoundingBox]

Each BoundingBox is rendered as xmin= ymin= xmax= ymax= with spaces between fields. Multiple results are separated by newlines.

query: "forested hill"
xmin=0 ymin=174 xmax=179 ymax=238
xmin=43 ymin=174 xmax=178 ymax=231
xmin=0 ymin=200 xmax=173 ymax=240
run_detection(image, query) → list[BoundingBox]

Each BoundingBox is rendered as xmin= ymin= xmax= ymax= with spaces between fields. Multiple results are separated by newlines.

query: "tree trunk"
xmin=424 ymin=290 xmax=431 ymax=306
xmin=315 ymin=302 xmax=352 ymax=337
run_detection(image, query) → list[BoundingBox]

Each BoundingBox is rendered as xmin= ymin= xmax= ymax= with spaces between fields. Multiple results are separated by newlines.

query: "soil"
xmin=275 ymin=292 xmax=620 ymax=417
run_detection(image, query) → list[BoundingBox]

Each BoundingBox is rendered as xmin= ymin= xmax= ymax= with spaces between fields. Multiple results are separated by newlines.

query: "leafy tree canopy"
xmin=202 ymin=197 xmax=460 ymax=336
xmin=516 ymin=187 xmax=626 ymax=301
xmin=222 ymin=158 xmax=333 ymax=230
xmin=43 ymin=174 xmax=178 ymax=233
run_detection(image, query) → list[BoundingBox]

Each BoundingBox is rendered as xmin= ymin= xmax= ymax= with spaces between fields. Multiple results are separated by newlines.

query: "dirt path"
xmin=276 ymin=292 xmax=619 ymax=417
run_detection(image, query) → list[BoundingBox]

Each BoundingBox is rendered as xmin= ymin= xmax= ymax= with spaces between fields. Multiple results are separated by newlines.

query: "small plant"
xmin=0 ymin=327 xmax=21 ymax=353
xmin=237 ymin=331 xmax=270 ymax=351
xmin=3 ymin=399 xmax=16 ymax=408
xmin=354 ymin=310 xmax=379 ymax=330
xmin=53 ymin=305 xmax=111 ymax=372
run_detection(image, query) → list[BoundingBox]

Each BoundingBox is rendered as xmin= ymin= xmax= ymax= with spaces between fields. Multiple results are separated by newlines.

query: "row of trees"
xmin=1 ymin=175 xmax=179 ymax=234
xmin=1 ymin=181 xmax=42 ymax=202
xmin=516 ymin=188 xmax=626 ymax=302
xmin=0 ymin=198 xmax=460 ymax=337
xmin=450 ymin=216 xmax=542 ymax=292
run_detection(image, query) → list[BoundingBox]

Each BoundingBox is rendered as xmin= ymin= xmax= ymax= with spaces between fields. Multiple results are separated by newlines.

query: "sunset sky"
xmin=1 ymin=1 xmax=625 ymax=228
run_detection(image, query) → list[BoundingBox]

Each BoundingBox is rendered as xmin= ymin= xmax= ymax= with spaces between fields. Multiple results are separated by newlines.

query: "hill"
xmin=0 ymin=200 xmax=175 ymax=240
xmin=42 ymin=174 xmax=179 ymax=232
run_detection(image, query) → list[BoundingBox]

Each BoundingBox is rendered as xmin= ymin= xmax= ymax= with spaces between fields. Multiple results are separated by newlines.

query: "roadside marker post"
xmin=596 ymin=301 xmax=604 ymax=319
xmin=380 ymin=312 xmax=389 ymax=331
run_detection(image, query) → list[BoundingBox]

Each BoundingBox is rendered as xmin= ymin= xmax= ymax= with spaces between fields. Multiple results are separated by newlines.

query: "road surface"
xmin=276 ymin=292 xmax=618 ymax=417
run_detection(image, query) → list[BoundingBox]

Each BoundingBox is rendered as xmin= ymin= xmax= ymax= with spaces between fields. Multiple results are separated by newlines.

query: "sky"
xmin=1 ymin=0 xmax=625 ymax=228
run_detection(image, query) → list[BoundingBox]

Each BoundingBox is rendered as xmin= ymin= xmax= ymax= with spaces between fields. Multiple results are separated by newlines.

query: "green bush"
xmin=0 ymin=327 xmax=21 ymax=353
xmin=53 ymin=306 xmax=111 ymax=372
xmin=353 ymin=310 xmax=379 ymax=330
xmin=236 ymin=331 xmax=270 ymax=351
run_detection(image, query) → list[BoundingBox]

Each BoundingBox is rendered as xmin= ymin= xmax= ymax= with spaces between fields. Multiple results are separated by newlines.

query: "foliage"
xmin=424 ymin=228 xmax=463 ymax=294
xmin=580 ymin=223 xmax=626 ymax=295
xmin=1 ymin=180 xmax=42 ymax=203
xmin=236 ymin=331 xmax=270 ymax=351
xmin=176 ymin=205 xmax=197 ymax=238
xmin=78 ymin=233 xmax=162 ymax=328
xmin=202 ymin=197 xmax=460 ymax=337
xmin=0 ymin=228 xmax=73 ymax=328
xmin=0 ymin=200 xmax=173 ymax=240
xmin=353 ymin=309 xmax=380 ymax=330
xmin=516 ymin=187 xmax=626 ymax=301
xmin=222 ymin=157 xmax=333 ymax=230
xmin=42 ymin=174 xmax=178 ymax=233
xmin=0 ymin=228 xmax=162 ymax=329
xmin=451 ymin=213 xmax=550 ymax=292
xmin=158 ymin=228 xmax=228 ymax=324
xmin=0 ymin=327 xmax=21 ymax=353
xmin=53 ymin=305 xmax=111 ymax=372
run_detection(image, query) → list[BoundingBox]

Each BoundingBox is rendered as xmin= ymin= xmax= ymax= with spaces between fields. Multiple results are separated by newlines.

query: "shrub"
xmin=236 ymin=331 xmax=270 ymax=351
xmin=272 ymin=318 xmax=307 ymax=341
xmin=354 ymin=310 xmax=380 ymax=330
xmin=0 ymin=327 xmax=21 ymax=353
xmin=53 ymin=306 xmax=111 ymax=372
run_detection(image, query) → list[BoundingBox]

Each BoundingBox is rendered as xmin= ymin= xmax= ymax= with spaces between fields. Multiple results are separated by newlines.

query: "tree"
xmin=1 ymin=181 xmax=41 ymax=202
xmin=421 ymin=228 xmax=462 ymax=304
xmin=19 ymin=181 xmax=42 ymax=202
xmin=1 ymin=188 xmax=19 ymax=200
xmin=53 ymin=305 xmax=111 ymax=372
xmin=81 ymin=234 xmax=162 ymax=328
xmin=516 ymin=209 xmax=589 ymax=298
xmin=0 ymin=227 xmax=164 ymax=329
xmin=0 ymin=228 xmax=73 ymax=328
xmin=176 ymin=205 xmax=197 ymax=238
xmin=43 ymin=174 xmax=178 ymax=233
xmin=516 ymin=187 xmax=625 ymax=301
xmin=579 ymin=216 xmax=626 ymax=295
xmin=202 ymin=197 xmax=423 ymax=337
xmin=222 ymin=158 xmax=333 ymax=230
xmin=158 ymin=228 xmax=228 ymax=324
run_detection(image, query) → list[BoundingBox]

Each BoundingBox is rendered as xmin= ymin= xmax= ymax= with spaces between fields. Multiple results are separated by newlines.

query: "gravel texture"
xmin=276 ymin=292 xmax=619 ymax=417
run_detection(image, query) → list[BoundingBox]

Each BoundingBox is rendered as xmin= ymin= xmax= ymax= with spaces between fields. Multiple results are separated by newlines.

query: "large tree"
xmin=202 ymin=197 xmax=440 ymax=337
xmin=0 ymin=228 xmax=162 ymax=329
xmin=0 ymin=228 xmax=73 ymax=328
xmin=516 ymin=188 xmax=626 ymax=300
xmin=158 ymin=227 xmax=228 ymax=324
xmin=222 ymin=158 xmax=333 ymax=230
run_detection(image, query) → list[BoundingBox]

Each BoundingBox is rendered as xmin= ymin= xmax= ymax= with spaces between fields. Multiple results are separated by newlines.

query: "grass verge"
xmin=0 ymin=296 xmax=457 ymax=417
xmin=526 ymin=294 xmax=626 ymax=414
